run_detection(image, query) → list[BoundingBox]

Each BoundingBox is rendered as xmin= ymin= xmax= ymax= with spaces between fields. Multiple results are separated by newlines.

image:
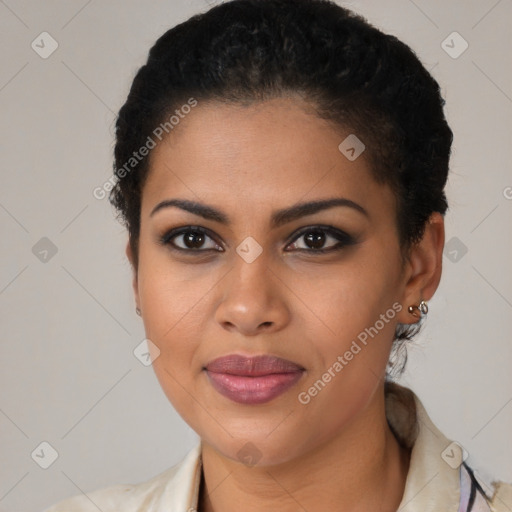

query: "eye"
xmin=159 ymin=226 xmax=222 ymax=252
xmin=159 ymin=225 xmax=357 ymax=255
xmin=285 ymin=226 xmax=356 ymax=253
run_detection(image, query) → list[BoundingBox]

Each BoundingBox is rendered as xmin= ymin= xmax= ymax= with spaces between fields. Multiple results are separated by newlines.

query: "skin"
xmin=126 ymin=96 xmax=445 ymax=511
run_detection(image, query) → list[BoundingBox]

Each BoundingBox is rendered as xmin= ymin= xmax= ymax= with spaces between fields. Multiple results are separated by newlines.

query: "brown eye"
xmin=180 ymin=231 xmax=207 ymax=249
xmin=160 ymin=226 xmax=222 ymax=252
xmin=303 ymin=230 xmax=327 ymax=249
xmin=286 ymin=226 xmax=356 ymax=253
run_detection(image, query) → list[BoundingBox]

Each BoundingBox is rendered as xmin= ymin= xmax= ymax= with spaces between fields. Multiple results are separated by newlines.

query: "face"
xmin=130 ymin=96 xmax=418 ymax=466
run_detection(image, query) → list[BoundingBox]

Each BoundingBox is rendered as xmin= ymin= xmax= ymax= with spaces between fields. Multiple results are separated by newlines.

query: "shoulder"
xmin=42 ymin=442 xmax=203 ymax=512
xmin=42 ymin=464 xmax=182 ymax=512
xmin=489 ymin=480 xmax=512 ymax=512
xmin=460 ymin=462 xmax=512 ymax=512
xmin=385 ymin=383 xmax=512 ymax=512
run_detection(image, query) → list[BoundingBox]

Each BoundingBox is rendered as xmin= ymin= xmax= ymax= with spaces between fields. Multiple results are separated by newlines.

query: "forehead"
xmin=141 ymin=97 xmax=394 ymax=220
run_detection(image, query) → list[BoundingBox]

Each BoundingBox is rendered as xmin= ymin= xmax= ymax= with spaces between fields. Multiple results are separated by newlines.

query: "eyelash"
xmin=158 ymin=225 xmax=357 ymax=255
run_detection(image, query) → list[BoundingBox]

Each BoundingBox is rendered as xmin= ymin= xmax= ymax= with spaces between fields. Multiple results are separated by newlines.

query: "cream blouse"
xmin=43 ymin=383 xmax=512 ymax=511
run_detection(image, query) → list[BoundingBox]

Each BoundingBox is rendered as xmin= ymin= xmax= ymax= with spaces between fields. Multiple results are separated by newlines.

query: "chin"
xmin=201 ymin=426 xmax=312 ymax=468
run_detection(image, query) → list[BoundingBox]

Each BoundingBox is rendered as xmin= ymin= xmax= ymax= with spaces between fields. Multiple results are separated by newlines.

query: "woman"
xmin=44 ymin=0 xmax=512 ymax=510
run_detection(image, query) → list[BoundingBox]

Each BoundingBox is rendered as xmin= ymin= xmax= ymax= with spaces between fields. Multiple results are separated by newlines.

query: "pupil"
xmin=185 ymin=232 xmax=204 ymax=248
xmin=305 ymin=231 xmax=325 ymax=249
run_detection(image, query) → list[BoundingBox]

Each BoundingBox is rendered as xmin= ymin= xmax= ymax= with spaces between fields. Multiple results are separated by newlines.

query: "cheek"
xmin=137 ymin=243 xmax=214 ymax=335
xmin=291 ymin=261 xmax=401 ymax=408
xmin=136 ymin=258 xmax=213 ymax=384
xmin=139 ymin=269 xmax=208 ymax=421
xmin=292 ymin=258 xmax=396 ymax=339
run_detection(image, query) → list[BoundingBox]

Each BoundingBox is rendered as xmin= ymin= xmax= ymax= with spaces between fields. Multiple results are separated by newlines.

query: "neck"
xmin=198 ymin=384 xmax=411 ymax=512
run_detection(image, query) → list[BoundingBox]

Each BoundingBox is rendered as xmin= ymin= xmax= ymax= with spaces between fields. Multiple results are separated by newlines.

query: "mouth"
xmin=204 ymin=354 xmax=305 ymax=405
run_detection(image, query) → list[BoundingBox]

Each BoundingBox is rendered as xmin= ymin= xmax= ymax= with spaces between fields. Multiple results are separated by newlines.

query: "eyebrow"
xmin=149 ymin=197 xmax=369 ymax=227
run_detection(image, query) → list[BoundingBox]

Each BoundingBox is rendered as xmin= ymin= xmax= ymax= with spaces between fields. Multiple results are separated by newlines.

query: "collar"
xmin=385 ymin=382 xmax=460 ymax=511
xmin=155 ymin=383 xmax=462 ymax=511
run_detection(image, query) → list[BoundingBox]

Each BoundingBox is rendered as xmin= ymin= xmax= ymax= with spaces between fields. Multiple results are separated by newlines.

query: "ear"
xmin=396 ymin=212 xmax=445 ymax=324
xmin=125 ymin=240 xmax=141 ymax=312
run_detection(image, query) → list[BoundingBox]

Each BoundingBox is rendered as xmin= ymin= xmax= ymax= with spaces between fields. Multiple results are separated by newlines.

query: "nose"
xmin=214 ymin=254 xmax=291 ymax=337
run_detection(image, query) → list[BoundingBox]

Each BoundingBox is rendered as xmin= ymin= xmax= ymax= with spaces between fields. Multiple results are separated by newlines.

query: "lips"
xmin=204 ymin=354 xmax=305 ymax=404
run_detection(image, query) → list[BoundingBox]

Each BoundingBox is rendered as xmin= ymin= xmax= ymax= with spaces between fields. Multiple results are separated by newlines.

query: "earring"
xmin=408 ymin=300 xmax=428 ymax=319
xmin=135 ymin=307 xmax=141 ymax=316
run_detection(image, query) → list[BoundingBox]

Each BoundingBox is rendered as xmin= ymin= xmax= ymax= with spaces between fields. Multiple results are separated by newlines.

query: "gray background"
xmin=0 ymin=1 xmax=511 ymax=510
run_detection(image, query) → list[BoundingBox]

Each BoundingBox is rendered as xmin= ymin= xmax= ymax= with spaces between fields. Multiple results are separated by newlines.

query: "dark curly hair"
xmin=109 ymin=0 xmax=453 ymax=378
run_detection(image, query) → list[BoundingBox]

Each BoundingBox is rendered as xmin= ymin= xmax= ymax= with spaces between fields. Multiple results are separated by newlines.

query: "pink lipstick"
xmin=204 ymin=354 xmax=305 ymax=404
